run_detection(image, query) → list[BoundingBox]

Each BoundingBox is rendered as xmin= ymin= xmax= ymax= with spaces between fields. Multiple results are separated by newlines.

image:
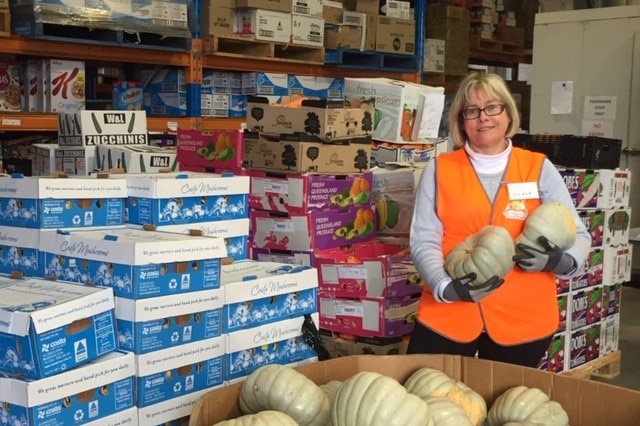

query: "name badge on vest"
xmin=507 ymin=182 xmax=539 ymax=200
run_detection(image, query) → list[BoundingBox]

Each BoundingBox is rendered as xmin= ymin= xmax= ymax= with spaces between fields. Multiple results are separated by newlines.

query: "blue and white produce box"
xmin=222 ymin=260 xmax=318 ymax=332
xmin=0 ymin=279 xmax=116 ymax=379
xmin=115 ymin=288 xmax=224 ymax=354
xmin=0 ymin=175 xmax=127 ymax=230
xmin=123 ymin=172 xmax=250 ymax=226
xmin=134 ymin=336 xmax=224 ymax=407
xmin=0 ymin=226 xmax=43 ymax=278
xmin=0 ymin=351 xmax=134 ymax=426
xmin=224 ymin=313 xmax=319 ymax=382
xmin=128 ymin=217 xmax=251 ymax=262
xmin=39 ymin=228 xmax=228 ymax=299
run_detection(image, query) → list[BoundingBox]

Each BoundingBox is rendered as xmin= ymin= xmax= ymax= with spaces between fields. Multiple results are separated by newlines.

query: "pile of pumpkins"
xmin=445 ymin=201 xmax=577 ymax=285
xmin=213 ymin=363 xmax=570 ymax=426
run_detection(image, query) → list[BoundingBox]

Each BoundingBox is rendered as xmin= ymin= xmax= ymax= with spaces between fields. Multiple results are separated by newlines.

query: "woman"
xmin=407 ymin=72 xmax=591 ymax=367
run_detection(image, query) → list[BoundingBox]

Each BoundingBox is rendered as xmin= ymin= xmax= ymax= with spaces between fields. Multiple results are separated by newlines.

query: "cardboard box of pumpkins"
xmin=188 ymin=353 xmax=640 ymax=426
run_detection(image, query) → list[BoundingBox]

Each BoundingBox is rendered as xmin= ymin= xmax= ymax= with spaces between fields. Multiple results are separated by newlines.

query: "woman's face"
xmin=462 ymin=90 xmax=510 ymax=155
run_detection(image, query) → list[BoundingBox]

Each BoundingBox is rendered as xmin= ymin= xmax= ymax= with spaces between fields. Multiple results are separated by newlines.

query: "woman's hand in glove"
xmin=514 ymin=236 xmax=576 ymax=274
xmin=442 ymin=272 xmax=504 ymax=303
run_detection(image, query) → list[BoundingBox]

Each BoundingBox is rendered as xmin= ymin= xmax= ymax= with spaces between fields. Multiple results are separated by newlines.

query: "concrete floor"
xmin=593 ymin=284 xmax=640 ymax=391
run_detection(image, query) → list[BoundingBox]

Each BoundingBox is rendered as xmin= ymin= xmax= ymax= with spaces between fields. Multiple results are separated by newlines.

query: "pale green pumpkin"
xmin=516 ymin=201 xmax=577 ymax=251
xmin=486 ymin=386 xmax=569 ymax=426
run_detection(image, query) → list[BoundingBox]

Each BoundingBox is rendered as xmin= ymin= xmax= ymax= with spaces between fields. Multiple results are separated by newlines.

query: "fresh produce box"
xmin=177 ymin=129 xmax=245 ymax=171
xmin=250 ymin=203 xmax=377 ymax=251
xmin=188 ymin=354 xmax=640 ymax=426
xmin=248 ymin=170 xmax=373 ymax=214
xmin=318 ymin=292 xmax=419 ymax=337
xmin=314 ymin=241 xmax=423 ymax=298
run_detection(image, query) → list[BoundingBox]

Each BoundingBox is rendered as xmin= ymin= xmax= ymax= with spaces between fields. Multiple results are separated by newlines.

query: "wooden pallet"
xmin=470 ymin=36 xmax=524 ymax=55
xmin=563 ymin=350 xmax=621 ymax=380
xmin=204 ymin=35 xmax=325 ymax=65
xmin=0 ymin=8 xmax=9 ymax=37
xmin=325 ymin=48 xmax=419 ymax=72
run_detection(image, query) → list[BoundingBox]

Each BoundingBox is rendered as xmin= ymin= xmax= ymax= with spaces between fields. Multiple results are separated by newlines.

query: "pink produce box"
xmin=250 ymin=202 xmax=377 ymax=251
xmin=177 ymin=129 xmax=244 ymax=170
xmin=251 ymin=247 xmax=316 ymax=267
xmin=249 ymin=170 xmax=373 ymax=214
xmin=318 ymin=292 xmax=420 ymax=338
xmin=315 ymin=241 xmax=423 ymax=298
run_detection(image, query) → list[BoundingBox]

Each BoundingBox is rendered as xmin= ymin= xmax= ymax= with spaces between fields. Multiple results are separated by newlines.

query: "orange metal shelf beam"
xmin=1 ymin=36 xmax=191 ymax=67
xmin=0 ymin=114 xmax=199 ymax=132
xmin=202 ymin=55 xmax=420 ymax=83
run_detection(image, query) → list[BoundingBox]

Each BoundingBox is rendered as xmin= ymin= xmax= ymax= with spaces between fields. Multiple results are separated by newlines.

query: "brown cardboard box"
xmin=323 ymin=0 xmax=344 ymax=23
xmin=236 ymin=0 xmax=293 ymax=13
xmin=375 ymin=16 xmax=415 ymax=55
xmin=188 ymin=354 xmax=640 ymax=426
xmin=202 ymin=6 xmax=235 ymax=36
xmin=243 ymin=132 xmax=372 ymax=174
xmin=342 ymin=11 xmax=376 ymax=51
xmin=324 ymin=24 xmax=363 ymax=49
xmin=246 ymin=96 xmax=369 ymax=140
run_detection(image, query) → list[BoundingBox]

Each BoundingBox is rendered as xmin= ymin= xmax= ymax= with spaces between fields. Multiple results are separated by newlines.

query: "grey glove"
xmin=514 ymin=236 xmax=576 ymax=274
xmin=442 ymin=272 xmax=504 ymax=303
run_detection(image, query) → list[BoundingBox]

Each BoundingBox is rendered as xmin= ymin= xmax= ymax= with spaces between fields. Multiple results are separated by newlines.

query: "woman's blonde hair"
xmin=448 ymin=72 xmax=521 ymax=147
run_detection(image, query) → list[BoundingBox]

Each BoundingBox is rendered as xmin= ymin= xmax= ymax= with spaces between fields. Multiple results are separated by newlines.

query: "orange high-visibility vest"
xmin=415 ymin=147 xmax=558 ymax=345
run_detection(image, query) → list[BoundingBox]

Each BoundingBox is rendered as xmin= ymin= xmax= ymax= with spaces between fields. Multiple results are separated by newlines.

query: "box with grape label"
xmin=579 ymin=210 xmax=604 ymax=248
xmin=248 ymin=169 xmax=373 ymax=214
xmin=558 ymin=169 xmax=599 ymax=209
xmin=571 ymin=248 xmax=603 ymax=291
xmin=569 ymin=323 xmax=601 ymax=370
xmin=177 ymin=129 xmax=244 ymax=171
xmin=557 ymin=294 xmax=568 ymax=333
xmin=251 ymin=203 xmax=376 ymax=251
xmin=537 ymin=332 xmax=566 ymax=373
xmin=570 ymin=286 xmax=603 ymax=330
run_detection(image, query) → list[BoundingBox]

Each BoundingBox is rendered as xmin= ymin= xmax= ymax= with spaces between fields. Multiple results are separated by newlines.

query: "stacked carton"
xmin=0 ymin=173 xmax=136 ymax=426
xmin=221 ymin=260 xmax=320 ymax=383
xmin=537 ymin=168 xmax=632 ymax=373
xmin=123 ymin=171 xmax=251 ymax=263
xmin=425 ymin=3 xmax=470 ymax=77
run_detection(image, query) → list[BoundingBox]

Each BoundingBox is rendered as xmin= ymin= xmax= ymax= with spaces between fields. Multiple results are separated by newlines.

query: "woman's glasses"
xmin=461 ymin=104 xmax=506 ymax=120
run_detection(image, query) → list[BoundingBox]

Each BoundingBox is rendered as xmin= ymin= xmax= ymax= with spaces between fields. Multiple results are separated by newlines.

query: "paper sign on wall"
xmin=551 ymin=81 xmax=573 ymax=114
xmin=581 ymin=119 xmax=614 ymax=138
xmin=584 ymin=96 xmax=617 ymax=120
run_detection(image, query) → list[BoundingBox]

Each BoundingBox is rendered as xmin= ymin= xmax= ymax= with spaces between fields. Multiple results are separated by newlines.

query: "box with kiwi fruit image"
xmin=0 ymin=175 xmax=127 ymax=230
